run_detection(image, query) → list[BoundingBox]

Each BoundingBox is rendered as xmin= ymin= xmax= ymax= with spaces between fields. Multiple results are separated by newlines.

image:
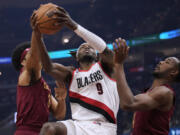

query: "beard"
xmin=78 ymin=55 xmax=96 ymax=64
xmin=152 ymin=70 xmax=169 ymax=79
xmin=152 ymin=71 xmax=164 ymax=79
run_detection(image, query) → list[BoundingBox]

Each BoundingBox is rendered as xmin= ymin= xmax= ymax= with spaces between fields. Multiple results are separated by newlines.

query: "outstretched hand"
xmin=51 ymin=6 xmax=77 ymax=30
xmin=54 ymin=81 xmax=67 ymax=101
xmin=113 ymin=38 xmax=130 ymax=64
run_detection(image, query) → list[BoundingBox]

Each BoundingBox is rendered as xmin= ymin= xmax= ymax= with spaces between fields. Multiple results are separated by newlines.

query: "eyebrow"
xmin=167 ymin=58 xmax=178 ymax=65
xmin=164 ymin=58 xmax=172 ymax=63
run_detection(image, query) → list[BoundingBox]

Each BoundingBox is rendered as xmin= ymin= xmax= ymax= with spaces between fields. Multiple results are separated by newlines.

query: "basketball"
xmin=36 ymin=3 xmax=62 ymax=35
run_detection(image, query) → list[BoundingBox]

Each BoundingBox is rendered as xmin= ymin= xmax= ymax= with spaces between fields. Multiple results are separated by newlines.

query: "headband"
xmin=20 ymin=48 xmax=30 ymax=62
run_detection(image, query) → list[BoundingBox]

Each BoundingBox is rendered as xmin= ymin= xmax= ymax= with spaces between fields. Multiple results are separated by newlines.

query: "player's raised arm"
xmin=31 ymin=11 xmax=73 ymax=82
xmin=53 ymin=6 xmax=114 ymax=67
xmin=113 ymin=38 xmax=133 ymax=108
xmin=113 ymin=38 xmax=174 ymax=111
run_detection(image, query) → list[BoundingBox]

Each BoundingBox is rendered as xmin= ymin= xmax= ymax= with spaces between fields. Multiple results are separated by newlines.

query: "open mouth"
xmin=85 ymin=50 xmax=89 ymax=53
xmin=155 ymin=66 xmax=160 ymax=70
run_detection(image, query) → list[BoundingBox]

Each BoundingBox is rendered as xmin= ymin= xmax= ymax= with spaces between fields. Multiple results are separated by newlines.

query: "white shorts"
xmin=58 ymin=119 xmax=117 ymax=135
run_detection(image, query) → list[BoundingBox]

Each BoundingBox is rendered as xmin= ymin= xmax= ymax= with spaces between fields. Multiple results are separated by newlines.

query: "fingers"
xmin=121 ymin=39 xmax=127 ymax=54
xmin=53 ymin=12 xmax=67 ymax=18
xmin=113 ymin=42 xmax=116 ymax=52
xmin=114 ymin=38 xmax=129 ymax=54
xmin=54 ymin=81 xmax=67 ymax=100
xmin=30 ymin=10 xmax=39 ymax=30
xmin=31 ymin=10 xmax=36 ymax=20
xmin=56 ymin=6 xmax=67 ymax=14
xmin=0 ymin=72 xmax=2 ymax=76
xmin=46 ymin=10 xmax=68 ymax=26
xmin=51 ymin=17 xmax=68 ymax=23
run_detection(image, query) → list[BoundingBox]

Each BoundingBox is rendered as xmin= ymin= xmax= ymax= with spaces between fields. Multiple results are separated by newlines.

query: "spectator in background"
xmin=113 ymin=38 xmax=179 ymax=135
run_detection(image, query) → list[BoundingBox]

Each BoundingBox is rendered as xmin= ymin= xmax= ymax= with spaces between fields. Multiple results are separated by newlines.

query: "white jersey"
xmin=69 ymin=62 xmax=119 ymax=124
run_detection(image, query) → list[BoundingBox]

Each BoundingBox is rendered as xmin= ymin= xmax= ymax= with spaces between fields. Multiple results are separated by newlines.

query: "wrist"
xmin=56 ymin=97 xmax=66 ymax=101
xmin=33 ymin=30 xmax=42 ymax=38
xmin=115 ymin=63 xmax=124 ymax=68
xmin=67 ymin=19 xmax=78 ymax=31
xmin=55 ymin=94 xmax=66 ymax=101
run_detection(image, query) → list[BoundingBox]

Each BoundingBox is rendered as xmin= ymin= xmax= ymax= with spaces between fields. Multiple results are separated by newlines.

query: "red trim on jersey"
xmin=97 ymin=62 xmax=116 ymax=82
xmin=69 ymin=91 xmax=116 ymax=123
xmin=78 ymin=63 xmax=96 ymax=72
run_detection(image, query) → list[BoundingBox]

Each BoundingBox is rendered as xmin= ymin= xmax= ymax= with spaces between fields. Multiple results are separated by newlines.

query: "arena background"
xmin=0 ymin=0 xmax=180 ymax=134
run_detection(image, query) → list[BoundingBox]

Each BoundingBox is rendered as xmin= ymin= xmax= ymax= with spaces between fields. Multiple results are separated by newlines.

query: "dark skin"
xmin=31 ymin=5 xmax=115 ymax=83
xmin=31 ymin=4 xmax=116 ymax=135
xmin=113 ymin=38 xmax=178 ymax=112
xmin=16 ymin=11 xmax=68 ymax=120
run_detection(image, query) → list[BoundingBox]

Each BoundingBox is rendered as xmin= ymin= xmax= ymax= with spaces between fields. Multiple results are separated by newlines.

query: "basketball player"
xmin=113 ymin=38 xmax=179 ymax=135
xmin=12 ymin=30 xmax=67 ymax=135
xmin=31 ymin=5 xmax=119 ymax=135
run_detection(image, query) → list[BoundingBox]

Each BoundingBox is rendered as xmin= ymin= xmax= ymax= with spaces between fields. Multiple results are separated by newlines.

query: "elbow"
xmin=43 ymin=64 xmax=53 ymax=74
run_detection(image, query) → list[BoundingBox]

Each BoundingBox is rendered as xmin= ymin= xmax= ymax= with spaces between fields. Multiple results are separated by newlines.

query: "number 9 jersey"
xmin=69 ymin=62 xmax=119 ymax=124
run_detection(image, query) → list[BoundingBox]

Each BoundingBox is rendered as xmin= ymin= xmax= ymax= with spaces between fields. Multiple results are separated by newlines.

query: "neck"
xmin=79 ymin=61 xmax=95 ymax=70
xmin=151 ymin=78 xmax=170 ymax=89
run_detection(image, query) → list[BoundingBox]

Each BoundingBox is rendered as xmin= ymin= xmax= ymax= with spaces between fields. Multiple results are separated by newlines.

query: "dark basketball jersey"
xmin=132 ymin=85 xmax=175 ymax=135
xmin=14 ymin=78 xmax=51 ymax=134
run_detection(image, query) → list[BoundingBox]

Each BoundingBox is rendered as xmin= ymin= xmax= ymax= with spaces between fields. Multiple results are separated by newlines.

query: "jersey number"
xmin=96 ymin=83 xmax=103 ymax=95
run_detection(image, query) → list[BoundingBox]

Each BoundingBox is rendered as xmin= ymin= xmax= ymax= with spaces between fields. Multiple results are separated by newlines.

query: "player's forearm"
xmin=30 ymin=32 xmax=40 ymax=57
xmin=26 ymin=32 xmax=40 ymax=68
xmin=34 ymin=32 xmax=53 ymax=73
xmin=115 ymin=64 xmax=135 ymax=109
xmin=74 ymin=25 xmax=106 ymax=53
xmin=53 ymin=99 xmax=66 ymax=120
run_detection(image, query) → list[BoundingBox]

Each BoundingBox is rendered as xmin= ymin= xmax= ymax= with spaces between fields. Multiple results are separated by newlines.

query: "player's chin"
xmin=152 ymin=71 xmax=161 ymax=78
xmin=153 ymin=69 xmax=159 ymax=74
xmin=79 ymin=55 xmax=96 ymax=63
xmin=154 ymin=66 xmax=160 ymax=72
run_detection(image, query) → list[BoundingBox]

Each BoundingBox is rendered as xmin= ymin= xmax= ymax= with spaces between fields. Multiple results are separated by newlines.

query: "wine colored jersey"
xmin=132 ymin=85 xmax=175 ymax=135
xmin=15 ymin=78 xmax=51 ymax=134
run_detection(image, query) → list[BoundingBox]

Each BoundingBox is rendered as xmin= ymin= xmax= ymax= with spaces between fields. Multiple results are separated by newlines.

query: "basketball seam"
xmin=37 ymin=6 xmax=56 ymax=22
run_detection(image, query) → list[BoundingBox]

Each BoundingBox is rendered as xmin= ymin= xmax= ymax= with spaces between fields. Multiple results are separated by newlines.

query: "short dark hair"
xmin=175 ymin=62 xmax=180 ymax=82
xmin=11 ymin=41 xmax=30 ymax=71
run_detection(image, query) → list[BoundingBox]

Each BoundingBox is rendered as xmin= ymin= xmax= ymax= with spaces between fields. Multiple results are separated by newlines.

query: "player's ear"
xmin=21 ymin=60 xmax=25 ymax=67
xmin=170 ymin=69 xmax=179 ymax=78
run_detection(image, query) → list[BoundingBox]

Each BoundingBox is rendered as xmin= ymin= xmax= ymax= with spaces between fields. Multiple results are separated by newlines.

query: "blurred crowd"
xmin=0 ymin=0 xmax=180 ymax=134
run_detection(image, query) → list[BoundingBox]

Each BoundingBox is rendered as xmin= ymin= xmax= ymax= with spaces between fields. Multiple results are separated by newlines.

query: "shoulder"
xmin=151 ymin=86 xmax=173 ymax=96
xmin=149 ymin=86 xmax=174 ymax=103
